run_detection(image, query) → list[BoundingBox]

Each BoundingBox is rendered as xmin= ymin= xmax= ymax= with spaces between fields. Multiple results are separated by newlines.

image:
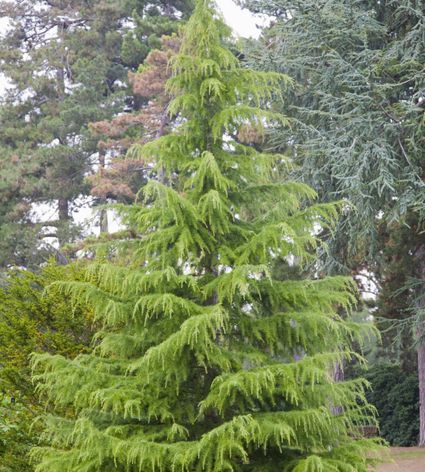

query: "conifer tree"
xmin=89 ymin=35 xmax=181 ymax=206
xmin=31 ymin=1 xmax=381 ymax=470
xmin=0 ymin=0 xmax=129 ymax=265
xmin=239 ymin=0 xmax=425 ymax=445
xmin=0 ymin=0 xmax=193 ymax=268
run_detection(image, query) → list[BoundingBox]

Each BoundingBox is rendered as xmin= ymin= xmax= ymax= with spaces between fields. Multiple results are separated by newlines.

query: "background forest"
xmin=0 ymin=0 xmax=423 ymax=470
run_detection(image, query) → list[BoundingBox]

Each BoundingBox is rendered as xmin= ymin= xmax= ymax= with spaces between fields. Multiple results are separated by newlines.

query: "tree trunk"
xmin=99 ymin=208 xmax=109 ymax=234
xmin=58 ymin=198 xmax=69 ymax=222
xmin=330 ymin=359 xmax=344 ymax=416
xmin=333 ymin=360 xmax=345 ymax=382
xmin=418 ymin=253 xmax=425 ymax=447
xmin=156 ymin=112 xmax=169 ymax=185
xmin=56 ymin=21 xmax=69 ymax=247
xmin=98 ymin=151 xmax=109 ymax=234
xmin=418 ymin=337 xmax=425 ymax=446
xmin=57 ymin=198 xmax=70 ymax=246
xmin=56 ymin=22 xmax=67 ymax=100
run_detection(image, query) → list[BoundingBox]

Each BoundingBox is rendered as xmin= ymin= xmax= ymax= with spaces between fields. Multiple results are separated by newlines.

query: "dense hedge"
xmin=364 ymin=363 xmax=419 ymax=446
xmin=0 ymin=263 xmax=94 ymax=471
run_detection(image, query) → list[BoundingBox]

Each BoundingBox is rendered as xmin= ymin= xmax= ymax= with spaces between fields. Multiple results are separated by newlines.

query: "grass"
xmin=390 ymin=448 xmax=425 ymax=460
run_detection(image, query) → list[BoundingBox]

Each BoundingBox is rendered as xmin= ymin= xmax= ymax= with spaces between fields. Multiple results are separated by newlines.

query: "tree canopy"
xmin=0 ymin=263 xmax=95 ymax=471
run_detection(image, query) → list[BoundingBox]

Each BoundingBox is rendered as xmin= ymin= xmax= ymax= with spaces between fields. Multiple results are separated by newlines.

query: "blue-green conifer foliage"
xmin=31 ymin=1 xmax=382 ymax=470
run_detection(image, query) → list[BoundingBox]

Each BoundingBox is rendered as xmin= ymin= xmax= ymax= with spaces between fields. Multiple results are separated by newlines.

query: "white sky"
xmin=215 ymin=0 xmax=264 ymax=38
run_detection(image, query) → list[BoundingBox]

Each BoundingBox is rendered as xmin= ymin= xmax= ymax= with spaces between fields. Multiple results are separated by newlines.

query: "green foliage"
xmin=0 ymin=263 xmax=94 ymax=471
xmin=362 ymin=364 xmax=419 ymax=446
xmin=240 ymin=1 xmax=425 ymax=433
xmin=0 ymin=0 xmax=194 ymax=268
xmin=241 ymin=0 xmax=425 ymax=268
xmin=120 ymin=3 xmax=193 ymax=68
xmin=0 ymin=0 xmax=126 ymax=266
xmin=31 ymin=1 xmax=383 ymax=471
xmin=374 ymin=219 xmax=420 ymax=371
xmin=0 ymin=398 xmax=34 ymax=472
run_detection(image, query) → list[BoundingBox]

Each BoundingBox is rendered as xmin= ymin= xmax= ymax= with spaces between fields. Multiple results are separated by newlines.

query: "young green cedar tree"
xmin=31 ymin=1 xmax=382 ymax=470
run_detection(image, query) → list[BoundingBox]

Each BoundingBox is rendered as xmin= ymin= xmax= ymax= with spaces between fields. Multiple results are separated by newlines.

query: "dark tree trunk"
xmin=99 ymin=209 xmax=109 ymax=234
xmin=98 ymin=152 xmax=109 ymax=234
xmin=156 ymin=112 xmax=169 ymax=185
xmin=333 ymin=360 xmax=344 ymax=382
xmin=57 ymin=198 xmax=70 ymax=246
xmin=58 ymin=198 xmax=69 ymax=222
xmin=56 ymin=21 xmax=69 ymax=247
xmin=330 ymin=360 xmax=344 ymax=416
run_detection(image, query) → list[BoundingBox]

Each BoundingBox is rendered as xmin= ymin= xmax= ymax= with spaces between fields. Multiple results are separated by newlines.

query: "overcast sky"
xmin=215 ymin=0 xmax=263 ymax=38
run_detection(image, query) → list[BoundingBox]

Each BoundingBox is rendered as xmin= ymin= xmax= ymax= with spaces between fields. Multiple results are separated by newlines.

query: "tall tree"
xmin=0 ymin=0 xmax=125 ymax=265
xmin=0 ymin=0 xmax=193 ymax=268
xmin=31 ymin=2 xmax=381 ymax=470
xmin=240 ymin=0 xmax=425 ymax=444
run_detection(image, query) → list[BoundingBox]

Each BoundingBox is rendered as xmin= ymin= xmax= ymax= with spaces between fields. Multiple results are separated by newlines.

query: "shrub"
xmin=0 ymin=262 xmax=94 ymax=470
xmin=364 ymin=363 xmax=419 ymax=446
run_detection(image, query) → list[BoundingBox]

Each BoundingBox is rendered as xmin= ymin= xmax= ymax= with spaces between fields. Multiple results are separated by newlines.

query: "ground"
xmin=379 ymin=447 xmax=425 ymax=472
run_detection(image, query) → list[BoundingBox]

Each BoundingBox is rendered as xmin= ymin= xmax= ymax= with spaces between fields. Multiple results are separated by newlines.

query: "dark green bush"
xmin=364 ymin=363 xmax=419 ymax=446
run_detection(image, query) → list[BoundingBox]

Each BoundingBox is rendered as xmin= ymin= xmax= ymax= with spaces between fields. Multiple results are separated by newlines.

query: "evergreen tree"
xmin=89 ymin=35 xmax=181 ymax=207
xmin=0 ymin=0 xmax=127 ymax=265
xmin=31 ymin=2 xmax=381 ymax=470
xmin=89 ymin=3 xmax=193 ymax=233
xmin=120 ymin=1 xmax=193 ymax=69
xmin=240 ymin=0 xmax=425 ymax=444
xmin=0 ymin=0 xmax=193 ymax=268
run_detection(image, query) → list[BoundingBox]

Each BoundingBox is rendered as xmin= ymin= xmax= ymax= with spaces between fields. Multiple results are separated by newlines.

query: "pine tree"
xmin=31 ymin=2 xmax=382 ymax=470
xmin=0 ymin=0 xmax=193 ymax=268
xmin=88 ymin=3 xmax=193 ymax=233
xmin=120 ymin=1 xmax=193 ymax=69
xmin=0 ymin=0 xmax=128 ymax=265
